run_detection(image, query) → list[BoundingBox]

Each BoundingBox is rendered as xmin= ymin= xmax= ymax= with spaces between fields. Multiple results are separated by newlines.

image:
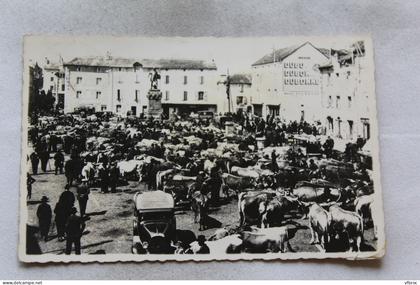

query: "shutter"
xmin=204 ymin=92 xmax=208 ymax=101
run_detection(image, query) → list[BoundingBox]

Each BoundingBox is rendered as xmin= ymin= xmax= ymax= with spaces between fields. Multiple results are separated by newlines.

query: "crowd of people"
xmin=26 ymin=110 xmax=371 ymax=254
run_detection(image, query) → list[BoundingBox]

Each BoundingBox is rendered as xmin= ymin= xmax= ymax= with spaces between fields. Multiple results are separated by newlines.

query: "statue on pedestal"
xmin=147 ymin=68 xmax=163 ymax=119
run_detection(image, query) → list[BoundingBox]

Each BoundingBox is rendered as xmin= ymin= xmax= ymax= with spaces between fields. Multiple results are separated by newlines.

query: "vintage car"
xmin=132 ymin=190 xmax=176 ymax=254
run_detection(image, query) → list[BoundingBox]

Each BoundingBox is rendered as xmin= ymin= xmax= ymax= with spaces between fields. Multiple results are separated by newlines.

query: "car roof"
xmin=135 ymin=190 xmax=174 ymax=211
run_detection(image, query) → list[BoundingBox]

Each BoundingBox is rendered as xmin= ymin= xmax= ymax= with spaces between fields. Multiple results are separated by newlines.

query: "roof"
xmin=252 ymin=42 xmax=329 ymax=67
xmin=135 ymin=190 xmax=174 ymax=211
xmin=43 ymin=62 xmax=61 ymax=70
xmin=229 ymin=73 xmax=252 ymax=85
xmin=65 ymin=56 xmax=217 ymax=70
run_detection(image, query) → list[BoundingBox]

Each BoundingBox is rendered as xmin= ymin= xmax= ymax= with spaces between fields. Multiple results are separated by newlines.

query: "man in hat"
xmin=54 ymin=149 xmax=65 ymax=175
xmin=108 ymin=161 xmax=119 ymax=193
xmin=36 ymin=196 xmax=52 ymax=242
xmin=77 ymin=180 xmax=90 ymax=217
xmin=29 ymin=151 xmax=39 ymax=175
xmin=26 ymin=173 xmax=36 ymax=200
xmin=65 ymin=207 xmax=85 ymax=255
xmin=196 ymin=235 xmax=210 ymax=254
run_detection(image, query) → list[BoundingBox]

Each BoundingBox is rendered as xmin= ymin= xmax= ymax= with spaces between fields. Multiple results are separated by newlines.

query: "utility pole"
xmin=226 ymin=69 xmax=231 ymax=113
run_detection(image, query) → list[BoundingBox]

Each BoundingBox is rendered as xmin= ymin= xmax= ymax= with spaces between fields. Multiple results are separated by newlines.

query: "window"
xmin=117 ymin=89 xmax=121 ymax=101
xmin=96 ymin=78 xmax=102 ymax=85
xmin=116 ymin=105 xmax=121 ymax=113
xmin=76 ymin=77 xmax=82 ymax=84
xmin=236 ymin=96 xmax=243 ymax=105
xmin=165 ymin=75 xmax=169 ymax=84
xmin=336 ymin=96 xmax=341 ymax=109
xmin=118 ymin=67 xmax=122 ymax=72
xmin=50 ymin=77 xmax=54 ymax=82
xmin=61 ymin=84 xmax=65 ymax=91
xmin=76 ymin=66 xmax=81 ymax=71
xmin=240 ymin=85 xmax=244 ymax=93
xmin=184 ymin=76 xmax=188 ymax=84
xmin=165 ymin=90 xmax=169 ymax=101
xmin=328 ymin=95 xmax=332 ymax=107
xmin=96 ymin=91 xmax=101 ymax=99
xmin=198 ymin=91 xmax=204 ymax=101
xmin=348 ymin=96 xmax=352 ymax=108
xmin=101 ymin=105 xmax=107 ymax=111
xmin=50 ymin=85 xmax=53 ymax=91
xmin=96 ymin=67 xmax=101 ymax=72
xmin=135 ymin=90 xmax=139 ymax=102
xmin=200 ymin=76 xmax=204 ymax=84
xmin=336 ymin=73 xmax=340 ymax=78
xmin=76 ymin=91 xmax=81 ymax=98
xmin=183 ymin=91 xmax=188 ymax=101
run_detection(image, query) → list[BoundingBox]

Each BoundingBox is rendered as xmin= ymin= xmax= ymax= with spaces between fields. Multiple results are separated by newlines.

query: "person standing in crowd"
xmin=26 ymin=173 xmax=36 ymax=200
xmin=55 ymin=185 xmax=76 ymax=241
xmin=36 ymin=196 xmax=52 ymax=242
xmin=65 ymin=207 xmax=85 ymax=255
xmin=54 ymin=149 xmax=65 ymax=175
xmin=29 ymin=151 xmax=39 ymax=175
xmin=108 ymin=161 xmax=119 ymax=193
xmin=195 ymin=235 xmax=210 ymax=254
xmin=39 ymin=149 xmax=50 ymax=173
xmin=324 ymin=136 xmax=335 ymax=158
xmin=77 ymin=180 xmax=90 ymax=217
xmin=271 ymin=149 xmax=279 ymax=172
xmin=98 ymin=163 xmax=110 ymax=193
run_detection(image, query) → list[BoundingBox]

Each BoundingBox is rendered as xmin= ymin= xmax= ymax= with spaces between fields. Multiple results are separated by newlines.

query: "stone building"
xmin=63 ymin=55 xmax=220 ymax=116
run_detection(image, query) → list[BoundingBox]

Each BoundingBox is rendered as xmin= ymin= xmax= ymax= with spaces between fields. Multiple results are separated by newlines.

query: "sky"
xmin=24 ymin=36 xmax=364 ymax=74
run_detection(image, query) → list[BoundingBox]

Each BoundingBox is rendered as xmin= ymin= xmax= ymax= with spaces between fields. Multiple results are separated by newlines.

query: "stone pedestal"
xmin=147 ymin=89 xmax=163 ymax=118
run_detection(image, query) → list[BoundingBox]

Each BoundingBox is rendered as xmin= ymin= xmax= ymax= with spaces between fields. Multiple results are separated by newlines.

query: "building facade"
xmin=63 ymin=56 xmax=221 ymax=116
xmin=228 ymin=73 xmax=253 ymax=114
xmin=250 ymin=42 xmax=329 ymax=120
xmin=42 ymin=60 xmax=65 ymax=109
xmin=319 ymin=42 xmax=372 ymax=140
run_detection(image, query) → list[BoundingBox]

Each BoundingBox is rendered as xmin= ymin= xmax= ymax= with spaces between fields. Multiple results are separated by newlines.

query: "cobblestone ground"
xmin=25 ymin=158 xmax=376 ymax=255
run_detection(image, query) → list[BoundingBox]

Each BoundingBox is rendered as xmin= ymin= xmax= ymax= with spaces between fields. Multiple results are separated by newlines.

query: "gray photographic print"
xmin=19 ymin=36 xmax=385 ymax=262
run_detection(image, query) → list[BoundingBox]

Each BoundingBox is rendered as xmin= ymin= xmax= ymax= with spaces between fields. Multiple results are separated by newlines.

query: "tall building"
xmin=318 ymin=41 xmax=372 ymax=140
xmin=63 ymin=56 xmax=220 ymax=116
xmin=42 ymin=59 xmax=65 ymax=109
xmin=228 ymin=73 xmax=252 ymax=114
xmin=250 ymin=42 xmax=329 ymax=120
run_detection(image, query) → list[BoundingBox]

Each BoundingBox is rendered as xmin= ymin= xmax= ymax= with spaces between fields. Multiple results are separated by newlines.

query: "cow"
xmin=221 ymin=173 xmax=254 ymax=197
xmin=231 ymin=166 xmax=260 ymax=179
xmin=261 ymin=195 xmax=301 ymax=228
xmin=301 ymin=202 xmax=330 ymax=251
xmin=238 ymin=191 xmax=277 ymax=227
xmin=328 ymin=204 xmax=364 ymax=252
xmin=189 ymin=234 xmax=243 ymax=254
xmin=81 ymin=162 xmax=96 ymax=186
xmin=354 ymin=194 xmax=374 ymax=222
xmin=292 ymin=182 xmax=342 ymax=203
xmin=191 ymin=191 xmax=210 ymax=231
xmin=240 ymin=225 xmax=300 ymax=253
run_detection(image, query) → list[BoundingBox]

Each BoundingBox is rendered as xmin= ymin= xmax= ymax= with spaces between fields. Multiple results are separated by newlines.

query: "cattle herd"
xmin=27 ymin=111 xmax=378 ymax=255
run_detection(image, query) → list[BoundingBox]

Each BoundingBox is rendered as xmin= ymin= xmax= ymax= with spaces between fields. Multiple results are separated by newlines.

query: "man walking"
xmin=36 ymin=196 xmax=52 ymax=241
xmin=29 ymin=151 xmax=39 ymax=175
xmin=26 ymin=173 xmax=36 ymax=200
xmin=65 ymin=207 xmax=85 ymax=255
xmin=77 ymin=180 xmax=90 ymax=217
xmin=54 ymin=150 xmax=65 ymax=175
xmin=108 ymin=161 xmax=119 ymax=193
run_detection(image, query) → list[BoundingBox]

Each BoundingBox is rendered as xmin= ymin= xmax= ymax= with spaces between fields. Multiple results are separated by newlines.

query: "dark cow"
xmin=238 ymin=191 xmax=277 ymax=227
xmin=261 ymin=195 xmax=301 ymax=228
xmin=221 ymin=173 xmax=254 ymax=197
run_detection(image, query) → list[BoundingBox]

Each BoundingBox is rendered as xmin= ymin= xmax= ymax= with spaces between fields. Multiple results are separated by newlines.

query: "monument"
xmin=147 ymin=68 xmax=163 ymax=118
